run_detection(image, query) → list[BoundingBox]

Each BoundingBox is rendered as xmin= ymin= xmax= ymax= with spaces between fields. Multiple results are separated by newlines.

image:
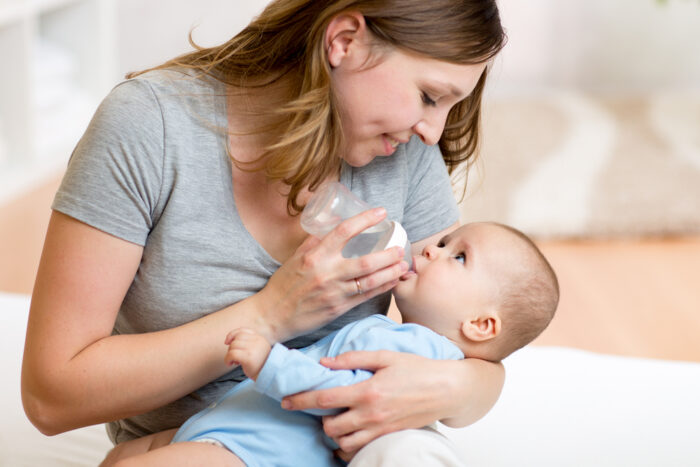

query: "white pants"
xmin=349 ymin=426 xmax=466 ymax=467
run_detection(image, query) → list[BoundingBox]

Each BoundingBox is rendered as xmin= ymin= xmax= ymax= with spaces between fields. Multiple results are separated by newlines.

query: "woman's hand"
xmin=282 ymin=351 xmax=455 ymax=455
xmin=280 ymin=351 xmax=504 ymax=458
xmin=256 ymin=208 xmax=409 ymax=342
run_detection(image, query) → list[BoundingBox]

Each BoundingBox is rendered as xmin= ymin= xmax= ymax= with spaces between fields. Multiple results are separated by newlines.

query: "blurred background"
xmin=1 ymin=0 xmax=699 ymax=360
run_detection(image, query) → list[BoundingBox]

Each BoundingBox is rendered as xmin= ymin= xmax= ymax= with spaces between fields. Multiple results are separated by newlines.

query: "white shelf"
xmin=0 ymin=0 xmax=115 ymax=205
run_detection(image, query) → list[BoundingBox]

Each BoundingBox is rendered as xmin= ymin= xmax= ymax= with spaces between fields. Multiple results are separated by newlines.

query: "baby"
xmin=105 ymin=222 xmax=559 ymax=467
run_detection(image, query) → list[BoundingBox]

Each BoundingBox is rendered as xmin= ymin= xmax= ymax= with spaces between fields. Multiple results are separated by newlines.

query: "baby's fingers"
xmin=224 ymin=327 xmax=255 ymax=345
xmin=225 ymin=346 xmax=248 ymax=367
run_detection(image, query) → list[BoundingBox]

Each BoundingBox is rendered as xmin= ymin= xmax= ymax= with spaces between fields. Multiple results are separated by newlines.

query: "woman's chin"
xmin=344 ymin=155 xmax=377 ymax=168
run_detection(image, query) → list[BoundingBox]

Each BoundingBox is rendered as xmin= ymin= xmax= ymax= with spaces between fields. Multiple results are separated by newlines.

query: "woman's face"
xmin=330 ymin=46 xmax=486 ymax=167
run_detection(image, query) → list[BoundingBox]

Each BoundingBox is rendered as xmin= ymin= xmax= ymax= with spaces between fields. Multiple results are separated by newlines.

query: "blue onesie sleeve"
xmin=254 ymin=318 xmax=464 ymax=416
xmin=254 ymin=344 xmax=374 ymax=416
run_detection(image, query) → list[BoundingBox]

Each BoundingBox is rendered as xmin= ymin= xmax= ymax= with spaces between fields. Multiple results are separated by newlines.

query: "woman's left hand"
xmin=280 ymin=350 xmax=458 ymax=457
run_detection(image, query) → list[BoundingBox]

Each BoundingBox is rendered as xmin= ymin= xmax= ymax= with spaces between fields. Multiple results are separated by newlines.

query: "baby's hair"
xmin=486 ymin=223 xmax=559 ymax=361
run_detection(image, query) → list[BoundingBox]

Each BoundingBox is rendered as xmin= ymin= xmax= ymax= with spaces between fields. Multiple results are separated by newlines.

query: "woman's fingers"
xmin=317 ymin=207 xmax=408 ymax=287
xmin=345 ymin=246 xmax=408 ymax=283
xmin=257 ymin=208 xmax=407 ymax=340
xmin=281 ymin=351 xmax=398 ymax=411
xmin=320 ymin=350 xmax=397 ymax=371
xmin=321 ymin=208 xmax=387 ymax=251
xmin=282 ymin=380 xmax=362 ymax=412
xmin=336 ymin=247 xmax=407 ymax=298
xmin=342 ymin=279 xmax=398 ymax=312
xmin=331 ymin=421 xmax=384 ymax=454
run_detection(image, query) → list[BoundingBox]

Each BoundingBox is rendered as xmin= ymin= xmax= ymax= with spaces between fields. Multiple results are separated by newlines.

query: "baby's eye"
xmin=436 ymin=241 xmax=445 ymax=248
xmin=454 ymin=253 xmax=466 ymax=264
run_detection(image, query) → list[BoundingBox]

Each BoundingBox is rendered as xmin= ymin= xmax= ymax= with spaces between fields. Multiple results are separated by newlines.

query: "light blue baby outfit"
xmin=172 ymin=315 xmax=464 ymax=466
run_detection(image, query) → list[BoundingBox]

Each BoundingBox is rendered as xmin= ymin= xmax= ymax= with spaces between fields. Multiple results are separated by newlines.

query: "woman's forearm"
xmin=21 ymin=212 xmax=293 ymax=436
xmin=21 ymin=294 xmax=269 ymax=436
xmin=439 ymin=357 xmax=505 ymax=427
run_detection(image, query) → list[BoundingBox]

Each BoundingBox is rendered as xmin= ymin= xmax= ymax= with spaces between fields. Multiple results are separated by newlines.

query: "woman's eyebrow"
xmin=428 ymin=81 xmax=464 ymax=99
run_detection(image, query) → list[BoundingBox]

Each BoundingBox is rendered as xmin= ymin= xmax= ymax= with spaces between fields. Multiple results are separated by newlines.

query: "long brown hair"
xmin=129 ymin=0 xmax=506 ymax=213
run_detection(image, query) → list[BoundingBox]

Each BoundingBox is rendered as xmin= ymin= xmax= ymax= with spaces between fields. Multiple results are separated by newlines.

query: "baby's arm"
xmin=227 ymin=321 xmax=462 ymax=417
xmin=253 ymin=343 xmax=374 ymax=416
xmin=225 ymin=328 xmax=373 ymax=416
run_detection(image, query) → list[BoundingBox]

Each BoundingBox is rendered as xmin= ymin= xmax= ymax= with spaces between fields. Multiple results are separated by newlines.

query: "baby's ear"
xmin=461 ymin=315 xmax=501 ymax=342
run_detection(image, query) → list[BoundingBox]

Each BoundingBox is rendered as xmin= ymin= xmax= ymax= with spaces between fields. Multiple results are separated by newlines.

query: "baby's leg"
xmin=111 ymin=441 xmax=245 ymax=467
xmin=100 ymin=428 xmax=178 ymax=466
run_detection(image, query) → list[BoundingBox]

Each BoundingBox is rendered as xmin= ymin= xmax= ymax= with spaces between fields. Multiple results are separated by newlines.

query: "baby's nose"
xmin=422 ymin=243 xmax=439 ymax=259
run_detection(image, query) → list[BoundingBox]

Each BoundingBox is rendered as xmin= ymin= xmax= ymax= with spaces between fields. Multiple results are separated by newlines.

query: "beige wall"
xmin=116 ymin=0 xmax=268 ymax=78
xmin=493 ymin=0 xmax=700 ymax=95
xmin=115 ymin=0 xmax=700 ymax=94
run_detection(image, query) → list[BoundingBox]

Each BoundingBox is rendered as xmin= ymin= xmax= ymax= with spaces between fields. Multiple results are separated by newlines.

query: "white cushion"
xmin=0 ymin=293 xmax=112 ymax=466
xmin=439 ymin=346 xmax=700 ymax=466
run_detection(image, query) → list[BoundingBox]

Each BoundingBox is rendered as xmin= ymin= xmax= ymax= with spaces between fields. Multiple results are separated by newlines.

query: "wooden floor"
xmin=534 ymin=237 xmax=700 ymax=362
xmin=2 ymin=172 xmax=699 ymax=362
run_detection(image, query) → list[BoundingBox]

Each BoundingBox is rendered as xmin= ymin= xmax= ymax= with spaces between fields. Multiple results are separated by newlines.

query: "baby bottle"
xmin=301 ymin=182 xmax=413 ymax=269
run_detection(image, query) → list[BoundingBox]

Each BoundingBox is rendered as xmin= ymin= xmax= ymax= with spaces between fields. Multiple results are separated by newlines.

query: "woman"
xmin=22 ymin=0 xmax=507 ymax=463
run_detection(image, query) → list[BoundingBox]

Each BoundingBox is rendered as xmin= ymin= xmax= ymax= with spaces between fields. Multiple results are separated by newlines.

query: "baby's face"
xmin=394 ymin=223 xmax=510 ymax=334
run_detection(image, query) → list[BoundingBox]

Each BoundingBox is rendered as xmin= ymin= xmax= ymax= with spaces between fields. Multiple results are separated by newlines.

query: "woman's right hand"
xmin=256 ymin=207 xmax=408 ymax=342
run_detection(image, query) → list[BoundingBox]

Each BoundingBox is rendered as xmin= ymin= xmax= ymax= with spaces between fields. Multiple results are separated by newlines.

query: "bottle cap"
xmin=376 ymin=221 xmax=408 ymax=252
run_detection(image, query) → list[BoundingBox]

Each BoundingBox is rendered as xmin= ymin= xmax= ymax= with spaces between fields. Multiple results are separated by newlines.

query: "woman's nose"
xmin=412 ymin=113 xmax=447 ymax=146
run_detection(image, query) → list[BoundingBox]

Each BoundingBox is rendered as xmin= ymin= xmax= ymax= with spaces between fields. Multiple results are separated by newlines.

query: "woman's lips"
xmin=382 ymin=134 xmax=401 ymax=155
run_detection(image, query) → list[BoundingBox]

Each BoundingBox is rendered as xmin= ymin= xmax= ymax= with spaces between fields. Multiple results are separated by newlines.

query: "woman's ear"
xmin=461 ymin=315 xmax=501 ymax=342
xmin=325 ymin=11 xmax=367 ymax=68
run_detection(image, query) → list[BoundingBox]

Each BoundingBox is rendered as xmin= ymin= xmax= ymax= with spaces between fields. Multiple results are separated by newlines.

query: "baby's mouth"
xmin=399 ymin=271 xmax=414 ymax=281
xmin=399 ymin=257 xmax=417 ymax=281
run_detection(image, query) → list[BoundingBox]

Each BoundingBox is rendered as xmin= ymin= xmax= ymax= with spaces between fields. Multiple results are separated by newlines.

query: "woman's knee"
xmin=349 ymin=427 xmax=465 ymax=467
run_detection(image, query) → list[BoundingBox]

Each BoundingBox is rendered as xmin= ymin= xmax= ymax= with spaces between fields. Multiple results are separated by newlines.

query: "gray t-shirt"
xmin=52 ymin=69 xmax=459 ymax=443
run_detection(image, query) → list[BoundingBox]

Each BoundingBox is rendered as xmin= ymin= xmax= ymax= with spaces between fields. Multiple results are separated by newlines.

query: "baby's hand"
xmin=224 ymin=328 xmax=272 ymax=381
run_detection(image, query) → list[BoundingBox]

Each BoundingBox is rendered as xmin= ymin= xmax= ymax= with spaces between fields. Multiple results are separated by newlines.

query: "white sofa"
xmin=3 ymin=292 xmax=700 ymax=466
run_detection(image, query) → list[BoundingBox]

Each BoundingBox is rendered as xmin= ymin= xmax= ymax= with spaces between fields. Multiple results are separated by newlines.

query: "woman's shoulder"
xmin=130 ymin=67 xmax=221 ymax=94
xmin=102 ymin=67 xmax=225 ymax=135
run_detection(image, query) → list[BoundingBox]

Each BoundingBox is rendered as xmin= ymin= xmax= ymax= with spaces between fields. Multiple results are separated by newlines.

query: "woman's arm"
xmin=22 ymin=211 xmax=269 ymax=435
xmin=287 ymin=352 xmax=503 ymax=447
xmin=21 ymin=209 xmax=406 ymax=435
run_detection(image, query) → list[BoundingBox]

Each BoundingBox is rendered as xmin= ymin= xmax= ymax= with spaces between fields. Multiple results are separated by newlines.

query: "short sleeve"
xmin=52 ymin=79 xmax=165 ymax=246
xmin=401 ymin=139 xmax=460 ymax=242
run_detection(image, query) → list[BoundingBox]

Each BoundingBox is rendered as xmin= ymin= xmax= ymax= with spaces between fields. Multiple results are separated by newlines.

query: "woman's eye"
xmin=421 ymin=92 xmax=437 ymax=107
xmin=454 ymin=253 xmax=466 ymax=264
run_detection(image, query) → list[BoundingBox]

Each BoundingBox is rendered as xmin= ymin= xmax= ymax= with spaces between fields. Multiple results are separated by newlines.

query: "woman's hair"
xmin=130 ymin=0 xmax=506 ymax=214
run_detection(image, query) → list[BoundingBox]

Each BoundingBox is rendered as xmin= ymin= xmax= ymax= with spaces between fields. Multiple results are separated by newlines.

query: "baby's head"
xmin=393 ymin=222 xmax=559 ymax=362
